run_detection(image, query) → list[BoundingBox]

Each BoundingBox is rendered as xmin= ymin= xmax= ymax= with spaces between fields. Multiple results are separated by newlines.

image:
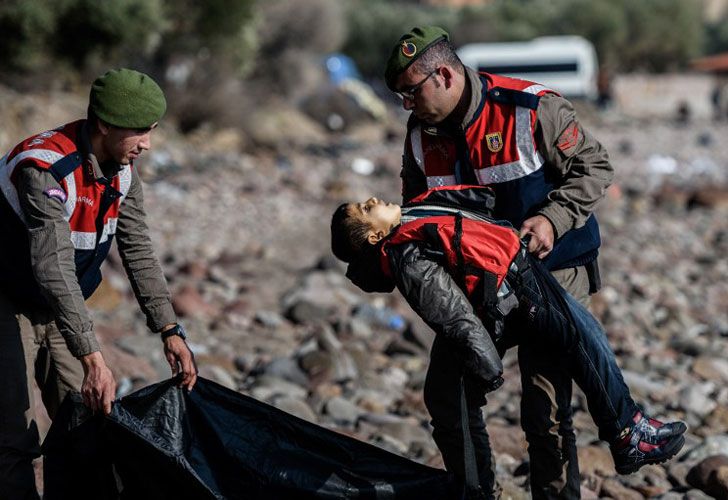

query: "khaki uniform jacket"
xmin=15 ymin=124 xmax=176 ymax=357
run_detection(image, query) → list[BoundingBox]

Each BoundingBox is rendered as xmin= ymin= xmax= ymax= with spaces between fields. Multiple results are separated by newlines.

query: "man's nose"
xmin=402 ymin=97 xmax=415 ymax=111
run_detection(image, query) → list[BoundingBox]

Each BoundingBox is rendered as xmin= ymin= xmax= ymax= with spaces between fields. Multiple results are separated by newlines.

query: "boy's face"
xmin=348 ymin=197 xmax=401 ymax=244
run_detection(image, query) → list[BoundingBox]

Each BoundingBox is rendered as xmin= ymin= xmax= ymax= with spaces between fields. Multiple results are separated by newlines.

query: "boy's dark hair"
xmin=330 ymin=203 xmax=371 ymax=263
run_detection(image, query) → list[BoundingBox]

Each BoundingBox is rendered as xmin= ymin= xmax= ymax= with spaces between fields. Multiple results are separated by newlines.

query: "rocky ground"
xmin=9 ymin=84 xmax=728 ymax=498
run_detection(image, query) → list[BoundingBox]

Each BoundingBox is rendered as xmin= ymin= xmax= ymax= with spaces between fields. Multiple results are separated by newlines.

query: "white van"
xmin=456 ymin=36 xmax=599 ymax=100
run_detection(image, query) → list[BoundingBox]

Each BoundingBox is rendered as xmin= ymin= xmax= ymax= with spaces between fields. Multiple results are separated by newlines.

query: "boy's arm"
xmin=390 ymin=244 xmax=503 ymax=388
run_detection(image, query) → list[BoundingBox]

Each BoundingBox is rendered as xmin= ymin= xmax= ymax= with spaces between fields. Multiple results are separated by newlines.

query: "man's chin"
xmin=418 ymin=113 xmax=442 ymax=125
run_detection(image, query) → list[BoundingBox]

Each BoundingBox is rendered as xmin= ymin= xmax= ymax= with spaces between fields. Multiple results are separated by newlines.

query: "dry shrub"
xmin=251 ymin=0 xmax=347 ymax=98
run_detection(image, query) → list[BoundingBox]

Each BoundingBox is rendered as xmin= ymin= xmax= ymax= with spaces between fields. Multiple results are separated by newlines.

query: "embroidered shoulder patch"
xmin=557 ymin=121 xmax=581 ymax=156
xmin=485 ymin=132 xmax=503 ymax=153
xmin=43 ymin=187 xmax=67 ymax=203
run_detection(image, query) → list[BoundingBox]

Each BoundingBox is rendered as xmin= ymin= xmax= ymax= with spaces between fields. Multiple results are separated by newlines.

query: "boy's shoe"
xmin=610 ymin=411 xmax=687 ymax=475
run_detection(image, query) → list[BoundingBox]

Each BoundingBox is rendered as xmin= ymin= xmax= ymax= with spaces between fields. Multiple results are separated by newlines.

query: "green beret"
xmin=89 ymin=68 xmax=166 ymax=129
xmin=385 ymin=26 xmax=449 ymax=91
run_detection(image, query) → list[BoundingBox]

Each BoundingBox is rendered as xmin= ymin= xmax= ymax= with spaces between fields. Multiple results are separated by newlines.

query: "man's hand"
xmin=519 ymin=215 xmax=555 ymax=259
xmin=80 ymin=351 xmax=116 ymax=415
xmin=163 ymin=336 xmax=197 ymax=391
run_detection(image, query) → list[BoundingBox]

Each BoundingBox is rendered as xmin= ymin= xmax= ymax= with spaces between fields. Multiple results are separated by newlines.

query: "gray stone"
xmin=284 ymin=299 xmax=330 ymax=324
xmin=271 ymin=396 xmax=318 ymax=423
xmin=263 ymin=356 xmax=309 ymax=386
xmin=254 ymin=310 xmax=285 ymax=328
xmin=679 ymin=382 xmax=717 ymax=417
xmin=324 ymin=396 xmax=361 ymax=425
xmin=250 ymin=375 xmax=308 ymax=401
xmin=198 ymin=364 xmax=237 ymax=390
xmin=377 ymin=419 xmax=432 ymax=450
xmin=620 ymin=370 xmax=674 ymax=400
xmin=599 ymin=478 xmax=645 ymax=500
xmin=684 ymin=436 xmax=728 ymax=462
xmin=654 ymin=493 xmax=683 ymax=500
xmin=371 ymin=433 xmax=408 ymax=455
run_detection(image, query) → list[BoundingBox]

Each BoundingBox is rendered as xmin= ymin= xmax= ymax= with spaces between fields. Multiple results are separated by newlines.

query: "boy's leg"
xmin=516 ymin=261 xmax=685 ymax=472
xmin=0 ymin=295 xmax=42 ymax=500
xmin=518 ymin=346 xmax=579 ymax=500
xmin=517 ymin=263 xmax=637 ymax=438
xmin=558 ymin=291 xmax=686 ymax=473
xmin=516 ymin=265 xmax=589 ymax=499
xmin=424 ymin=334 xmax=500 ymax=498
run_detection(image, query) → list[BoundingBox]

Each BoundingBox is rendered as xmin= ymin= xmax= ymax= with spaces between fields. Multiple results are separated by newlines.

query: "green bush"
xmin=449 ymin=0 xmax=702 ymax=73
xmin=156 ymin=0 xmax=257 ymax=75
xmin=55 ymin=0 xmax=166 ymax=66
xmin=0 ymin=0 xmax=56 ymax=71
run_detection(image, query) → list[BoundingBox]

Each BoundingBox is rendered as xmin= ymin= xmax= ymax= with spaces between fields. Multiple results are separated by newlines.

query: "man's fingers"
xmin=179 ymin=349 xmax=197 ymax=391
xmin=82 ymin=391 xmax=93 ymax=410
xmin=527 ymin=235 xmax=540 ymax=254
xmin=102 ymin=392 xmax=113 ymax=415
xmin=166 ymin=351 xmax=179 ymax=375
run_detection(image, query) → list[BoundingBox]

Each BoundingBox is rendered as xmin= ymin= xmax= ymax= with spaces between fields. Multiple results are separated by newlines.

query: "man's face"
xmin=347 ymin=197 xmax=401 ymax=242
xmin=396 ymin=65 xmax=454 ymax=124
xmin=101 ymin=123 xmax=157 ymax=165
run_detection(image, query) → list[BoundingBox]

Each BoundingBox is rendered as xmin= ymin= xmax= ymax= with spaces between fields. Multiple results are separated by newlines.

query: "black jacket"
xmin=346 ymin=187 xmax=511 ymax=391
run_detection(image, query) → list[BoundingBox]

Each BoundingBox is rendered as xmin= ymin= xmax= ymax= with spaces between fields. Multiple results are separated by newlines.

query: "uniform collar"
xmin=461 ymin=66 xmax=485 ymax=130
xmin=80 ymin=120 xmax=124 ymax=181
xmin=435 ymin=66 xmax=483 ymax=135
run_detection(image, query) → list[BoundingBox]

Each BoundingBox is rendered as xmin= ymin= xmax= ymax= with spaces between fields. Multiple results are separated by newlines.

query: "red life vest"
xmin=0 ymin=120 xmax=132 ymax=304
xmin=404 ymin=73 xmax=601 ymax=271
xmin=406 ymin=73 xmax=554 ymax=189
xmin=379 ymin=186 xmax=522 ymax=313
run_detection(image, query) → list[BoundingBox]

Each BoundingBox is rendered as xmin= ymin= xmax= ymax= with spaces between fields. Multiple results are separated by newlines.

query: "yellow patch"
xmin=401 ymin=41 xmax=417 ymax=58
xmin=485 ymin=132 xmax=503 ymax=153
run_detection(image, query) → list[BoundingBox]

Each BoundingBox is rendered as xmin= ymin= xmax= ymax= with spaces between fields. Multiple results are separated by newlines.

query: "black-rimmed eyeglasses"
xmin=396 ymin=69 xmax=438 ymax=101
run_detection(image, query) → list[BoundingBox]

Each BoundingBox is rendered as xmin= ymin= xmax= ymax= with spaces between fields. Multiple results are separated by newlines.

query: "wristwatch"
xmin=160 ymin=323 xmax=187 ymax=341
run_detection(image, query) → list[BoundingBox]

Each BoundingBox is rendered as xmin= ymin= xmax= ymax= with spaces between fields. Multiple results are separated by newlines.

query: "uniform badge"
xmin=401 ymin=41 xmax=417 ymax=58
xmin=485 ymin=132 xmax=503 ymax=153
xmin=423 ymin=126 xmax=439 ymax=135
xmin=43 ymin=187 xmax=67 ymax=203
xmin=557 ymin=121 xmax=580 ymax=156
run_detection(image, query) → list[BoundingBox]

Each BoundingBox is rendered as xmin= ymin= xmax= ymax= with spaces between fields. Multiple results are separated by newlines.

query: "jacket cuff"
xmin=146 ymin=302 xmax=177 ymax=332
xmin=538 ymin=204 xmax=573 ymax=240
xmin=66 ymin=331 xmax=101 ymax=358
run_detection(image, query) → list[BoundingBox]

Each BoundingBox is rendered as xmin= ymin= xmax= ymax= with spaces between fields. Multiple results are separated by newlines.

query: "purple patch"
xmin=43 ymin=187 xmax=67 ymax=203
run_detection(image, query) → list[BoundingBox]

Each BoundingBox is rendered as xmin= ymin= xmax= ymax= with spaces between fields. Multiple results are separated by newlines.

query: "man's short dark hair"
xmin=412 ymin=39 xmax=464 ymax=76
xmin=330 ymin=203 xmax=371 ymax=263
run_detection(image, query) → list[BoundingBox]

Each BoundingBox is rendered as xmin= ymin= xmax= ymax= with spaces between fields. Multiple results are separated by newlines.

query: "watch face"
xmin=163 ymin=324 xmax=186 ymax=340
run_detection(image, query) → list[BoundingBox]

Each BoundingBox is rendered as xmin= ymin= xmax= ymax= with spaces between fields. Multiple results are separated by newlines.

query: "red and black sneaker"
xmin=610 ymin=411 xmax=687 ymax=475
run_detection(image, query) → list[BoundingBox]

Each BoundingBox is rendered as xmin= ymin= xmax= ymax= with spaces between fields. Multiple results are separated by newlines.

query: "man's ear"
xmin=440 ymin=65 xmax=454 ymax=89
xmin=367 ymin=230 xmax=385 ymax=245
xmin=97 ymin=120 xmax=111 ymax=137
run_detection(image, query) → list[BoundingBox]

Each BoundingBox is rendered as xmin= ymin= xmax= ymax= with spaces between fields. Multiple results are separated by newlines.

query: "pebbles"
xmin=83 ymin=114 xmax=728 ymax=498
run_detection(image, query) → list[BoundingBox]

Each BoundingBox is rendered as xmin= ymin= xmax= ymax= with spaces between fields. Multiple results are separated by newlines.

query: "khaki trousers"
xmin=0 ymin=293 xmax=84 ymax=500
